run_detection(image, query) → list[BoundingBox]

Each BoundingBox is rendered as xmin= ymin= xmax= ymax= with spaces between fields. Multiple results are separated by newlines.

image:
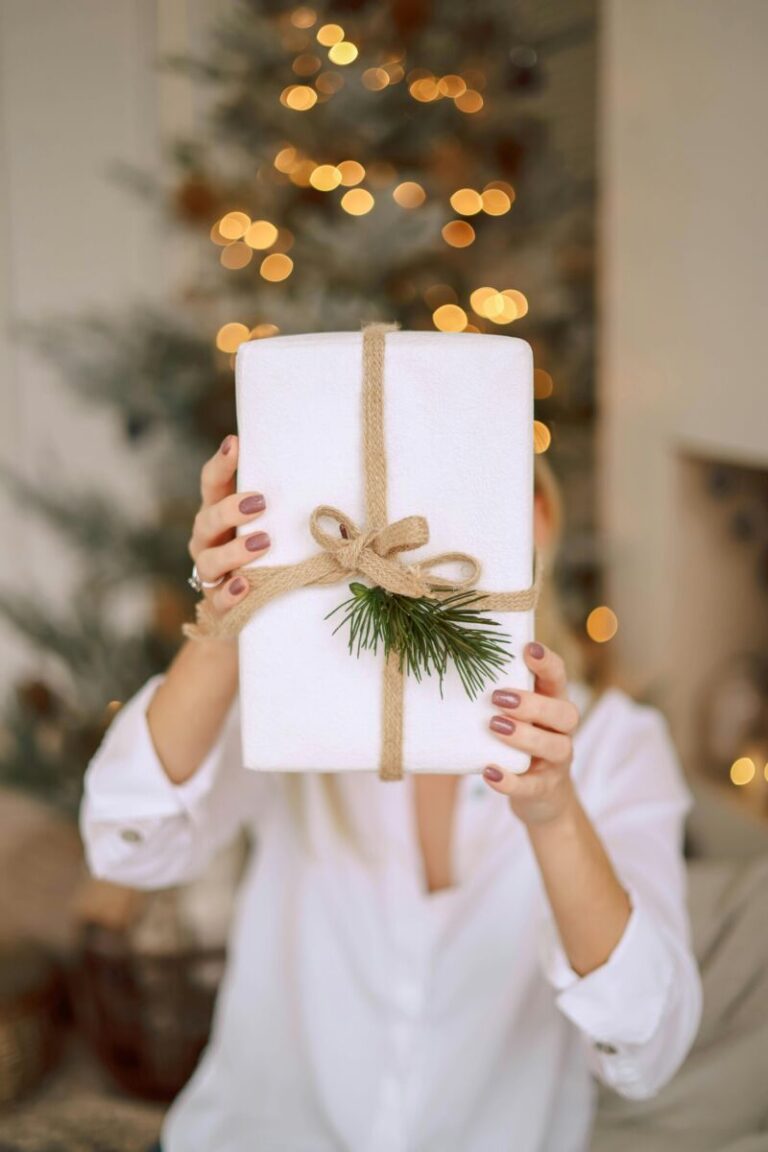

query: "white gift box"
xmin=234 ymin=329 xmax=535 ymax=775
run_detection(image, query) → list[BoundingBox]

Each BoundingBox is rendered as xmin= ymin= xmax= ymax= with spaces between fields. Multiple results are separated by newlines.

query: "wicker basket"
xmin=70 ymin=924 xmax=226 ymax=1102
xmin=0 ymin=941 xmax=64 ymax=1104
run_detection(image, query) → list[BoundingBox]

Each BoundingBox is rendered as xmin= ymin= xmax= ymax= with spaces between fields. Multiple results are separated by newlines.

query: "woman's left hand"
xmin=482 ymin=642 xmax=581 ymax=826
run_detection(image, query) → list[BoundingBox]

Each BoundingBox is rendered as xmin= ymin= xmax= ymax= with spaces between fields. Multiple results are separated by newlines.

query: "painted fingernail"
xmin=483 ymin=766 xmax=504 ymax=782
xmin=221 ymin=435 xmax=234 ymax=455
xmin=239 ymin=493 xmax=266 ymax=514
xmin=492 ymin=689 xmax=521 ymax=709
xmin=245 ymin=531 xmax=270 ymax=552
xmin=228 ymin=577 xmax=246 ymax=594
xmin=490 ymin=715 xmax=516 ymax=735
xmin=528 ymin=642 xmax=545 ymax=659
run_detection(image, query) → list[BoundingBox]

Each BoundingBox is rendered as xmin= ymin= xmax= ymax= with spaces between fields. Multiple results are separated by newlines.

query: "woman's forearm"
xmin=145 ymin=637 xmax=239 ymax=785
xmin=526 ymin=788 xmax=632 ymax=977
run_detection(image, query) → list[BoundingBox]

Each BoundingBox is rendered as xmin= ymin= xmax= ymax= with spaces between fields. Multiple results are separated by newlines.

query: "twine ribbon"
xmin=182 ymin=321 xmax=542 ymax=781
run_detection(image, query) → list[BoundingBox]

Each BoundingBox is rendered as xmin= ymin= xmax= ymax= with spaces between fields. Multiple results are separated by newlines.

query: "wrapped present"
xmin=184 ymin=324 xmax=540 ymax=778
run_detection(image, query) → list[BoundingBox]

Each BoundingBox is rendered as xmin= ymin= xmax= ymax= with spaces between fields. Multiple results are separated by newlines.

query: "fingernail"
xmin=221 ymin=435 xmax=234 ymax=455
xmin=228 ymin=577 xmax=246 ymax=594
xmin=490 ymin=715 xmax=516 ymax=735
xmin=528 ymin=642 xmax=545 ymax=659
xmin=245 ymin=531 xmax=270 ymax=552
xmin=492 ymin=689 xmax=521 ymax=709
xmin=239 ymin=493 xmax=266 ymax=514
xmin=483 ymin=766 xmax=504 ymax=782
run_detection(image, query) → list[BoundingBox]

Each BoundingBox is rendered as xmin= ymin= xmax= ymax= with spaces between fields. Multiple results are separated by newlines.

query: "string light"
xmin=260 ymin=253 xmax=294 ymax=281
xmin=450 ymin=188 xmax=483 ymax=215
xmin=730 ymin=757 xmax=756 ymax=786
xmin=393 ymin=181 xmax=426 ymax=208
xmin=216 ymin=323 xmax=250 ymax=353
xmin=441 ymin=220 xmax=475 ymax=247
xmin=533 ymin=420 xmax=552 ymax=454
xmin=328 ymin=41 xmax=358 ymax=65
xmin=586 ymin=606 xmax=618 ymax=642
xmin=317 ymin=23 xmax=344 ymax=45
xmin=310 ymin=164 xmax=342 ymax=191
xmin=220 ymin=242 xmax=253 ymax=270
xmin=282 ymin=85 xmax=318 ymax=110
xmin=290 ymin=7 xmax=317 ymax=29
xmin=219 ymin=211 xmax=251 ymax=240
xmin=341 ymin=188 xmax=374 ymax=215
xmin=362 ymin=68 xmax=389 ymax=90
xmin=337 ymin=160 xmax=365 ymax=186
xmin=245 ymin=220 xmax=279 ymax=249
xmin=432 ymin=304 xmax=468 ymax=332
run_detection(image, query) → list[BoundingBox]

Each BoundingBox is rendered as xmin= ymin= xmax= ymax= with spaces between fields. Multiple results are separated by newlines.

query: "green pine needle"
xmin=324 ymin=582 xmax=514 ymax=700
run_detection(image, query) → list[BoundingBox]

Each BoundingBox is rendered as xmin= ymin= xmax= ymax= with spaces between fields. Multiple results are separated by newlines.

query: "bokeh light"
xmin=455 ymin=90 xmax=484 ymax=113
xmin=730 ymin=757 xmax=756 ymax=786
xmin=310 ymin=164 xmax=342 ymax=190
xmin=328 ymin=41 xmax=358 ymax=65
xmin=441 ymin=220 xmax=475 ymax=248
xmin=432 ymin=304 xmax=468 ymax=332
xmin=244 ymin=220 xmax=279 ymax=249
xmin=290 ymin=7 xmax=317 ymax=29
xmin=362 ymin=68 xmax=389 ymax=91
xmin=282 ymin=85 xmax=318 ymax=110
xmin=450 ymin=188 xmax=483 ymax=215
xmin=481 ymin=188 xmax=512 ymax=215
xmin=219 ymin=211 xmax=251 ymax=240
xmin=260 ymin=253 xmax=294 ymax=281
xmin=586 ymin=606 xmax=619 ymax=643
xmin=316 ymin=23 xmax=344 ymax=45
xmin=337 ymin=160 xmax=365 ymax=186
xmin=393 ymin=181 xmax=426 ymax=208
xmin=220 ymin=242 xmax=253 ymax=270
xmin=533 ymin=420 xmax=552 ymax=454
xmin=216 ymin=323 xmax=250 ymax=353
xmin=341 ymin=188 xmax=374 ymax=215
xmin=534 ymin=369 xmax=554 ymax=399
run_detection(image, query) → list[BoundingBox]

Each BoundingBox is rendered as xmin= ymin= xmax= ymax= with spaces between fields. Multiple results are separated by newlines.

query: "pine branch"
xmin=325 ymin=583 xmax=514 ymax=700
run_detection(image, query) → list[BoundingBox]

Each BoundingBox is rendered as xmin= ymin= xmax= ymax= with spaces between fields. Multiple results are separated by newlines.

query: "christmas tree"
xmin=0 ymin=0 xmax=596 ymax=813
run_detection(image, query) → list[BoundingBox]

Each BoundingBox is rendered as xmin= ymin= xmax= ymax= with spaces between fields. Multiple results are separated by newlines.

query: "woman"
xmin=80 ymin=434 xmax=702 ymax=1152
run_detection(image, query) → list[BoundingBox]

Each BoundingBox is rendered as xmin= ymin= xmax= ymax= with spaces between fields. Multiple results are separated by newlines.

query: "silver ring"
xmin=188 ymin=562 xmax=226 ymax=593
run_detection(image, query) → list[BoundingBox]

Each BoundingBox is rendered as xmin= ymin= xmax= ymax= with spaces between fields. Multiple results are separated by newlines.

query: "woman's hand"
xmin=482 ymin=642 xmax=581 ymax=826
xmin=187 ymin=433 xmax=271 ymax=632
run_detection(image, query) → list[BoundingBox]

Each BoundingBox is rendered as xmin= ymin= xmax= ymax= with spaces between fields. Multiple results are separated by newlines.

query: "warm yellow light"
xmin=337 ymin=160 xmax=365 ymax=186
xmin=274 ymin=146 xmax=298 ymax=173
xmin=292 ymin=53 xmax=321 ymax=76
xmin=216 ymin=323 xmax=251 ymax=353
xmin=393 ymin=181 xmax=426 ymax=208
xmin=449 ymin=188 xmax=483 ymax=215
xmin=106 ymin=699 xmax=122 ymax=715
xmin=220 ymin=242 xmax=253 ymax=270
xmin=441 ymin=220 xmax=475 ymax=248
xmin=534 ymin=369 xmax=554 ymax=399
xmin=249 ymin=323 xmax=280 ymax=339
xmin=503 ymin=289 xmax=528 ymax=318
xmin=317 ymin=22 xmax=344 ymax=45
xmin=410 ymin=77 xmax=440 ymax=102
xmin=283 ymin=85 xmax=318 ymax=110
xmin=362 ymin=67 xmax=389 ymax=90
xmin=315 ymin=71 xmax=344 ymax=94
xmin=219 ymin=211 xmax=251 ymax=240
xmin=328 ymin=41 xmax=358 ymax=65
xmin=730 ymin=757 xmax=756 ymax=786
xmin=469 ymin=286 xmax=498 ymax=316
xmin=210 ymin=221 xmax=229 ymax=246
xmin=433 ymin=304 xmax=468 ymax=332
xmin=340 ymin=188 xmax=374 ymax=215
xmin=288 ymin=158 xmax=316 ymax=186
xmin=260 ymin=253 xmax=294 ymax=281
xmin=384 ymin=62 xmax=405 ymax=83
xmin=455 ymin=89 xmax=484 ymax=113
xmin=533 ymin=420 xmax=552 ymax=455
xmin=586 ymin=606 xmax=619 ymax=643
xmin=485 ymin=179 xmax=516 ymax=201
xmin=482 ymin=188 xmax=512 ymax=215
xmin=244 ymin=220 xmax=278 ymax=250
xmin=290 ymin=7 xmax=316 ymax=28
xmin=310 ymin=164 xmax=342 ymax=191
xmin=438 ymin=74 xmax=466 ymax=98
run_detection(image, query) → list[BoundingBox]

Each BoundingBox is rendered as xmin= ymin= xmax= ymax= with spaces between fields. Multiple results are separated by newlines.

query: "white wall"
xmin=599 ymin=0 xmax=768 ymax=711
xmin=0 ymin=0 xmax=216 ymax=690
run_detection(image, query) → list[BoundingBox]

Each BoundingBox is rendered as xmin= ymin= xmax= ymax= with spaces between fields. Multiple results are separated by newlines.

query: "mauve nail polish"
xmin=490 ymin=715 xmax=516 ymax=735
xmin=239 ymin=494 xmax=266 ymax=514
xmin=246 ymin=531 xmax=270 ymax=552
xmin=483 ymin=766 xmax=504 ymax=782
xmin=528 ymin=642 xmax=545 ymax=659
xmin=221 ymin=435 xmax=234 ymax=455
xmin=492 ymin=689 xmax=520 ymax=709
xmin=228 ymin=577 xmax=246 ymax=594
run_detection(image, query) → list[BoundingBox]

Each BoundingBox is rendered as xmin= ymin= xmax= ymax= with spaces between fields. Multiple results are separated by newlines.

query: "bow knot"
xmin=308 ymin=505 xmax=481 ymax=599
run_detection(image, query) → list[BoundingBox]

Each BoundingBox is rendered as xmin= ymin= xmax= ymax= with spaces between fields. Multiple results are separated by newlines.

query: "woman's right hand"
xmin=187 ymin=433 xmax=271 ymax=626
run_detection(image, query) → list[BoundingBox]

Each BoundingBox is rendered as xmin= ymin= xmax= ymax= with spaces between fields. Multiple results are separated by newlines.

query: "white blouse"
xmin=80 ymin=675 xmax=702 ymax=1152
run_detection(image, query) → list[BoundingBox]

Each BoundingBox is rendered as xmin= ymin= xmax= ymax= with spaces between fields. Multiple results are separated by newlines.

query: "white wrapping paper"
xmin=235 ymin=330 xmax=535 ymax=775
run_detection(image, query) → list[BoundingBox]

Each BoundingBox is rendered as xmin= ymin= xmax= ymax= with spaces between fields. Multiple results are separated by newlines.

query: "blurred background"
xmin=0 ymin=1 xmax=766 ymax=1147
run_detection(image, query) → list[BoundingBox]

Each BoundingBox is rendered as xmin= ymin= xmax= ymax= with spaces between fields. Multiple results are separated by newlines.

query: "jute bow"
xmin=183 ymin=321 xmax=542 ymax=780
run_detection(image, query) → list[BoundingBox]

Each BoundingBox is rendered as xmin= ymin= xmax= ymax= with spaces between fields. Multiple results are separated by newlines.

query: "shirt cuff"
xmin=537 ymin=881 xmax=676 ymax=1048
xmin=82 ymin=672 xmax=235 ymax=831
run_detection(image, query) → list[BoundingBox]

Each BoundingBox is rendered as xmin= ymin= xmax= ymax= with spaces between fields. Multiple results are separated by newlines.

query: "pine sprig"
xmin=324 ymin=582 xmax=514 ymax=700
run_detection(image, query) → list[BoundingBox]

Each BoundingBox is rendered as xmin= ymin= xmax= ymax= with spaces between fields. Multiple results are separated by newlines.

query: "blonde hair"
xmin=283 ymin=453 xmax=583 ymax=856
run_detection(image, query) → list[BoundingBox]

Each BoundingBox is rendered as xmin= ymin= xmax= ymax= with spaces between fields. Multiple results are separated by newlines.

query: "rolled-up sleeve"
xmin=536 ymin=705 xmax=702 ymax=1100
xmin=79 ymin=673 xmax=275 ymax=890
